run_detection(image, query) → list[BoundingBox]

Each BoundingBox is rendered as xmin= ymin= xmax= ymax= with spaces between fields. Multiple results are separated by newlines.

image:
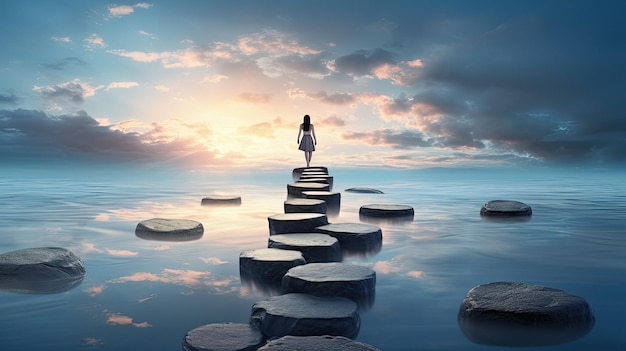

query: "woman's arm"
xmin=311 ymin=125 xmax=317 ymax=145
xmin=297 ymin=124 xmax=302 ymax=143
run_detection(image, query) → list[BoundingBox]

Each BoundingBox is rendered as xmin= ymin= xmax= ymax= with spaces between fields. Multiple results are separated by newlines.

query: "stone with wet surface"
xmin=287 ymin=182 xmax=330 ymax=198
xmin=359 ymin=204 xmax=414 ymax=217
xmin=303 ymin=191 xmax=341 ymax=216
xmin=250 ymin=293 xmax=360 ymax=339
xmin=345 ymin=187 xmax=384 ymax=194
xmin=239 ymin=248 xmax=306 ymax=287
xmin=480 ymin=200 xmax=532 ymax=216
xmin=135 ymin=218 xmax=204 ymax=241
xmin=284 ymin=198 xmax=327 ymax=214
xmin=315 ymin=223 xmax=382 ymax=255
xmin=201 ymin=195 xmax=242 ymax=206
xmin=458 ymin=282 xmax=595 ymax=347
xmin=268 ymin=234 xmax=341 ymax=263
xmin=0 ymin=247 xmax=86 ymax=294
xmin=257 ymin=335 xmax=380 ymax=351
xmin=268 ymin=213 xmax=329 ymax=235
xmin=298 ymin=174 xmax=334 ymax=188
xmin=182 ymin=322 xmax=265 ymax=351
xmin=282 ymin=263 xmax=376 ymax=309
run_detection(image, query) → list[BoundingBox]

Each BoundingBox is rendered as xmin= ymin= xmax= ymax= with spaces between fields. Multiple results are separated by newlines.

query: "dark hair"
xmin=303 ymin=115 xmax=311 ymax=131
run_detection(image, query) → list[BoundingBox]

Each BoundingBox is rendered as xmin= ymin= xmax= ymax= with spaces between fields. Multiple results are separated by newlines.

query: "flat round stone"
xmin=345 ymin=187 xmax=384 ymax=194
xmin=480 ymin=200 xmax=532 ymax=216
xmin=284 ymin=198 xmax=327 ymax=214
xmin=257 ymin=335 xmax=380 ymax=351
xmin=182 ymin=323 xmax=265 ymax=351
xmin=135 ymin=218 xmax=204 ymax=241
xmin=239 ymin=248 xmax=306 ymax=288
xmin=292 ymin=167 xmax=328 ymax=181
xmin=268 ymin=234 xmax=341 ymax=263
xmin=287 ymin=182 xmax=330 ymax=198
xmin=458 ymin=282 xmax=595 ymax=346
xmin=302 ymin=191 xmax=341 ymax=217
xmin=315 ymin=223 xmax=382 ymax=256
xmin=268 ymin=213 xmax=329 ymax=235
xmin=250 ymin=293 xmax=360 ymax=339
xmin=0 ymin=247 xmax=86 ymax=294
xmin=201 ymin=195 xmax=242 ymax=206
xmin=282 ymin=263 xmax=376 ymax=309
xmin=359 ymin=204 xmax=414 ymax=217
xmin=298 ymin=175 xmax=334 ymax=188
xmin=297 ymin=178 xmax=332 ymax=187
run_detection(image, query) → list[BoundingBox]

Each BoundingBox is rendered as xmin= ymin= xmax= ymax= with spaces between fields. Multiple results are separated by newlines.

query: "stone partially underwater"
xmin=268 ymin=213 xmax=329 ymax=235
xmin=268 ymin=233 xmax=341 ymax=263
xmin=182 ymin=322 xmax=265 ymax=351
xmin=135 ymin=218 xmax=204 ymax=241
xmin=359 ymin=204 xmax=414 ymax=225
xmin=0 ymin=247 xmax=86 ymax=294
xmin=480 ymin=200 xmax=532 ymax=222
xmin=458 ymin=282 xmax=595 ymax=347
xmin=201 ymin=195 xmax=242 ymax=206
xmin=239 ymin=248 xmax=306 ymax=293
xmin=283 ymin=198 xmax=327 ymax=214
xmin=315 ymin=223 xmax=382 ymax=257
xmin=258 ymin=335 xmax=380 ymax=351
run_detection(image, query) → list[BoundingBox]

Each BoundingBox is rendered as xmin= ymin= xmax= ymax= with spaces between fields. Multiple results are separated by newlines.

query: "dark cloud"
xmin=274 ymin=52 xmax=331 ymax=76
xmin=343 ymin=129 xmax=433 ymax=149
xmin=319 ymin=116 xmax=346 ymax=127
xmin=0 ymin=109 xmax=224 ymax=165
xmin=35 ymin=81 xmax=94 ymax=103
xmin=0 ymin=90 xmax=18 ymax=105
xmin=334 ymin=48 xmax=396 ymax=76
xmin=42 ymin=57 xmax=86 ymax=70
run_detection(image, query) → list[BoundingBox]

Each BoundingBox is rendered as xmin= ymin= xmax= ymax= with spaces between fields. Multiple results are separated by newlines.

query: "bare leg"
xmin=308 ymin=151 xmax=313 ymax=166
xmin=305 ymin=151 xmax=311 ymax=167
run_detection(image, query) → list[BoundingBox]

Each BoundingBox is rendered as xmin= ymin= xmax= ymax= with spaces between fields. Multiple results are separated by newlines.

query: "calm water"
xmin=0 ymin=165 xmax=624 ymax=350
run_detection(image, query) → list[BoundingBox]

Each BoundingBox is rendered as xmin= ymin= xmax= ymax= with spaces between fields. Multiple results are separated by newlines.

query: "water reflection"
xmin=0 ymin=275 xmax=84 ymax=294
xmin=359 ymin=213 xmax=414 ymax=225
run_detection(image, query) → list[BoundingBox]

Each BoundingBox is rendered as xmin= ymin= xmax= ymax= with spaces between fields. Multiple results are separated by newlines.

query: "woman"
xmin=297 ymin=114 xmax=317 ymax=167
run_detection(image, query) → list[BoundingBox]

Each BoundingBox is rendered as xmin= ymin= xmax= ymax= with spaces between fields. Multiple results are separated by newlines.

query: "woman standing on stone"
xmin=297 ymin=114 xmax=317 ymax=167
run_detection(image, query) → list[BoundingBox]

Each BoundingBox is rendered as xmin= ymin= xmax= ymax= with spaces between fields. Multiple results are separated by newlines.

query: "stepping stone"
xmin=268 ymin=213 xmax=329 ymax=235
xmin=287 ymin=182 xmax=330 ymax=198
xmin=284 ymin=198 xmax=327 ymax=214
xmin=239 ymin=248 xmax=306 ymax=290
xmin=282 ymin=263 xmax=376 ymax=309
xmin=315 ymin=223 xmax=382 ymax=256
xmin=359 ymin=204 xmax=414 ymax=224
xmin=250 ymin=293 xmax=360 ymax=339
xmin=0 ymin=247 xmax=86 ymax=294
xmin=258 ymin=335 xmax=380 ymax=351
xmin=302 ymin=191 xmax=341 ymax=216
xmin=480 ymin=200 xmax=532 ymax=217
xmin=297 ymin=177 xmax=333 ymax=187
xmin=268 ymin=234 xmax=341 ymax=263
xmin=345 ymin=187 xmax=384 ymax=194
xmin=201 ymin=195 xmax=241 ymax=206
xmin=298 ymin=174 xmax=334 ymax=188
xmin=135 ymin=218 xmax=204 ymax=241
xmin=300 ymin=171 xmax=328 ymax=177
xmin=458 ymin=282 xmax=595 ymax=347
xmin=293 ymin=167 xmax=329 ymax=181
xmin=182 ymin=322 xmax=265 ymax=351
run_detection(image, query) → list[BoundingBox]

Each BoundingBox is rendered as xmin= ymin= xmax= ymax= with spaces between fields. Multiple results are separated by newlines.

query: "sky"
xmin=0 ymin=0 xmax=624 ymax=170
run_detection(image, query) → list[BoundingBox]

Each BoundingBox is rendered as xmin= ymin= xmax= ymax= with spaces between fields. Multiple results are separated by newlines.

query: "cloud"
xmin=108 ymin=42 xmax=236 ymax=68
xmin=85 ymin=284 xmax=106 ymax=297
xmin=238 ymin=29 xmax=320 ymax=56
xmin=333 ymin=48 xmax=397 ymax=77
xmin=108 ymin=3 xmax=152 ymax=18
xmin=83 ymin=34 xmax=107 ymax=49
xmin=42 ymin=57 xmax=86 ymax=71
xmin=237 ymin=92 xmax=272 ymax=103
xmin=51 ymin=36 xmax=71 ymax=43
xmin=106 ymin=312 xmax=151 ymax=328
xmin=0 ymin=91 xmax=19 ymax=105
xmin=106 ymin=81 xmax=139 ymax=90
xmin=200 ymin=257 xmax=228 ymax=265
xmin=109 ymin=268 xmax=239 ymax=292
xmin=343 ymin=129 xmax=433 ymax=149
xmin=106 ymin=249 xmax=139 ymax=256
xmin=138 ymin=30 xmax=158 ymax=39
xmin=287 ymin=88 xmax=358 ymax=107
xmin=319 ymin=116 xmax=346 ymax=127
xmin=33 ymin=79 xmax=103 ymax=103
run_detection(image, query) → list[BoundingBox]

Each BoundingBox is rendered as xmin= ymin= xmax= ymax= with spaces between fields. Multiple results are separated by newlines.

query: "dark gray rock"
xmin=257 ymin=335 xmax=380 ymax=351
xmin=480 ymin=200 xmax=532 ymax=217
xmin=287 ymin=182 xmax=330 ymax=198
xmin=359 ymin=204 xmax=414 ymax=217
xmin=182 ymin=322 xmax=265 ymax=351
xmin=315 ymin=223 xmax=382 ymax=257
xmin=458 ymin=282 xmax=595 ymax=347
xmin=345 ymin=187 xmax=384 ymax=194
xmin=302 ymin=191 xmax=340 ymax=217
xmin=268 ymin=234 xmax=341 ymax=263
xmin=250 ymin=293 xmax=360 ymax=339
xmin=0 ymin=247 xmax=86 ymax=294
xmin=239 ymin=248 xmax=306 ymax=291
xmin=201 ymin=195 xmax=242 ymax=206
xmin=135 ymin=218 xmax=203 ymax=241
xmin=282 ymin=263 xmax=376 ymax=309
xmin=293 ymin=167 xmax=329 ymax=181
xmin=298 ymin=175 xmax=334 ymax=188
xmin=284 ymin=198 xmax=327 ymax=214
xmin=268 ymin=213 xmax=329 ymax=235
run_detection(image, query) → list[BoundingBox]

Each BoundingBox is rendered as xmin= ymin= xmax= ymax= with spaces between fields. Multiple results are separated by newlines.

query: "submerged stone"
xmin=268 ymin=234 xmax=341 ymax=263
xmin=135 ymin=218 xmax=204 ymax=241
xmin=282 ymin=263 xmax=376 ymax=309
xmin=480 ymin=200 xmax=532 ymax=217
xmin=239 ymin=248 xmax=306 ymax=291
xmin=315 ymin=223 xmax=382 ymax=256
xmin=284 ymin=198 xmax=327 ymax=214
xmin=0 ymin=247 xmax=86 ymax=294
xmin=302 ymin=191 xmax=341 ymax=217
xmin=257 ymin=335 xmax=380 ymax=351
xmin=201 ymin=195 xmax=242 ymax=206
xmin=250 ymin=293 xmax=360 ymax=339
xmin=359 ymin=204 xmax=414 ymax=225
xmin=287 ymin=182 xmax=330 ymax=198
xmin=182 ymin=322 xmax=265 ymax=351
xmin=345 ymin=187 xmax=384 ymax=194
xmin=458 ymin=282 xmax=595 ymax=347
xmin=268 ymin=213 xmax=329 ymax=235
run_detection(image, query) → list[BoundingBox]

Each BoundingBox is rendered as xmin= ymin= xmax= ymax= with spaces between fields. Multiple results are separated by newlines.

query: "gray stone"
xmin=201 ymin=195 xmax=242 ymax=206
xmin=298 ymin=175 xmax=334 ymax=188
xmin=300 ymin=171 xmax=328 ymax=177
xmin=284 ymin=198 xmax=327 ymax=214
xmin=257 ymin=335 xmax=380 ymax=351
xmin=480 ymin=200 xmax=532 ymax=216
xmin=182 ymin=323 xmax=265 ymax=351
xmin=268 ymin=234 xmax=341 ymax=263
xmin=345 ymin=187 xmax=384 ymax=194
xmin=315 ymin=223 xmax=382 ymax=256
xmin=135 ymin=218 xmax=204 ymax=241
xmin=250 ymin=293 xmax=360 ymax=339
xmin=282 ymin=263 xmax=376 ymax=309
xmin=296 ymin=178 xmax=333 ymax=189
xmin=268 ymin=213 xmax=329 ymax=235
xmin=359 ymin=204 xmax=414 ymax=217
xmin=287 ymin=182 xmax=330 ymax=198
xmin=458 ymin=282 xmax=595 ymax=347
xmin=239 ymin=248 xmax=306 ymax=289
xmin=0 ymin=247 xmax=86 ymax=294
xmin=302 ymin=191 xmax=341 ymax=217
